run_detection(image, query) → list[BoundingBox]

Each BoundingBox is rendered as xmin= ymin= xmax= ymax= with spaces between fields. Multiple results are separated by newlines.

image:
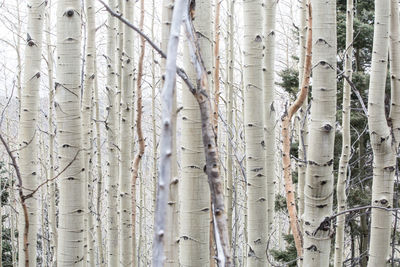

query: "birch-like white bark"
xmin=367 ymin=0 xmax=398 ymax=265
xmin=119 ymin=0 xmax=133 ymax=265
xmin=180 ymin=1 xmax=211 ymax=265
xmin=334 ymin=0 xmax=353 ymax=266
xmin=297 ymin=0 xmax=308 ymax=224
xmin=153 ymin=1 xmax=186 ymax=265
xmin=162 ymin=0 xmax=180 ymax=265
xmin=105 ymin=0 xmax=120 ymax=264
xmin=263 ymin=0 xmax=277 ymax=250
xmin=242 ymin=0 xmax=268 ymax=265
xmin=45 ymin=4 xmax=57 ymax=265
xmin=55 ymin=0 xmax=84 ymax=265
xmin=303 ymin=0 xmax=337 ymax=265
xmin=17 ymin=0 xmax=46 ymax=265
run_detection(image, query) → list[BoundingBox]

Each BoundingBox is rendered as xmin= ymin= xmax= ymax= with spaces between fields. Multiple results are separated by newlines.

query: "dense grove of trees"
xmin=0 ymin=0 xmax=400 ymax=266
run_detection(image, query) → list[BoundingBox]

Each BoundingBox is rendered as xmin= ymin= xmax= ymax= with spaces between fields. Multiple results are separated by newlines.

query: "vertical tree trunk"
xmin=17 ymin=0 xmax=46 ymax=265
xmin=225 ymin=0 xmax=235 ymax=249
xmin=132 ymin=0 xmax=146 ymax=263
xmin=45 ymin=3 xmax=57 ymax=265
xmin=180 ymin=1 xmax=212 ymax=265
xmin=55 ymin=0 xmax=84 ymax=265
xmin=93 ymin=59 xmax=105 ymax=267
xmin=334 ymin=0 xmax=353 ymax=266
xmin=162 ymin=0 xmax=180 ymax=264
xmin=83 ymin=0 xmax=96 ymax=265
xmin=302 ymin=0 xmax=337 ymax=265
xmin=242 ymin=0 xmax=268 ymax=265
xmin=152 ymin=1 xmax=187 ymax=265
xmin=119 ymin=0 xmax=134 ymax=265
xmin=367 ymin=0 xmax=399 ymax=265
xmin=263 ymin=0 xmax=277 ymax=251
xmin=297 ymin=0 xmax=308 ymax=224
xmin=105 ymin=0 xmax=119 ymax=264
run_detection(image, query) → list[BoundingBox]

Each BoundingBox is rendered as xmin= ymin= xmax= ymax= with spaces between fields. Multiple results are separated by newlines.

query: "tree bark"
xmin=242 ymin=0 xmax=268 ymax=265
xmin=334 ymin=0 xmax=354 ymax=266
xmin=162 ymin=0 xmax=180 ymax=265
xmin=55 ymin=0 xmax=84 ymax=265
xmin=17 ymin=0 xmax=46 ymax=265
xmin=180 ymin=1 xmax=211 ymax=264
xmin=119 ymin=0 xmax=134 ymax=266
xmin=302 ymin=0 xmax=337 ymax=265
xmin=367 ymin=0 xmax=398 ymax=265
xmin=132 ymin=0 xmax=146 ymax=263
xmin=263 ymin=1 xmax=277 ymax=258
xmin=281 ymin=1 xmax=312 ymax=260
xmin=105 ymin=0 xmax=119 ymax=264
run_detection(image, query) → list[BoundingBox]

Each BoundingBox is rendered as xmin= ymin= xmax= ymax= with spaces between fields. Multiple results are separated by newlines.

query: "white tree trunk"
xmin=303 ymin=0 xmax=337 ymax=265
xmin=17 ymin=0 xmax=46 ymax=265
xmin=263 ymin=0 xmax=276 ymax=247
xmin=242 ymin=0 xmax=268 ymax=265
xmin=334 ymin=0 xmax=353 ymax=266
xmin=367 ymin=0 xmax=397 ymax=265
xmin=45 ymin=3 xmax=57 ymax=265
xmin=180 ymin=1 xmax=212 ymax=265
xmin=83 ymin=0 xmax=96 ymax=265
xmin=105 ymin=0 xmax=120 ymax=264
xmin=297 ymin=0 xmax=308 ymax=224
xmin=162 ymin=0 xmax=180 ymax=264
xmin=119 ymin=0 xmax=134 ymax=265
xmin=225 ymin=0 xmax=235 ymax=249
xmin=55 ymin=0 xmax=84 ymax=265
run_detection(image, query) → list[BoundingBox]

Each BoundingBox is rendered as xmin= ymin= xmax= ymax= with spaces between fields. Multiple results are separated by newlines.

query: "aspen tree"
xmin=17 ymin=0 xmax=46 ymax=265
xmin=119 ymin=0 xmax=134 ymax=265
xmin=45 ymin=3 xmax=57 ymax=265
xmin=225 ymin=0 xmax=235 ymax=246
xmin=297 ymin=0 xmax=308 ymax=222
xmin=55 ymin=0 xmax=85 ymax=265
xmin=302 ymin=0 xmax=337 ymax=265
xmin=242 ymin=0 xmax=268 ymax=265
xmin=132 ymin=0 xmax=146 ymax=262
xmin=105 ymin=0 xmax=119 ymax=264
xmin=180 ymin=0 xmax=212 ymax=265
xmin=153 ymin=1 xmax=188 ymax=264
xmin=162 ymin=0 xmax=180 ymax=264
xmin=367 ymin=0 xmax=399 ymax=265
xmin=263 ymin=0 xmax=276 ymax=245
xmin=93 ymin=59 xmax=105 ymax=267
xmin=83 ymin=0 xmax=97 ymax=265
xmin=334 ymin=0 xmax=353 ymax=266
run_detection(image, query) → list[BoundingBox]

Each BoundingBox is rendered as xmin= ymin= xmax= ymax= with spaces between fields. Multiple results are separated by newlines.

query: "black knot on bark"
xmin=323 ymin=123 xmax=333 ymax=131
xmin=66 ymin=9 xmax=74 ymax=17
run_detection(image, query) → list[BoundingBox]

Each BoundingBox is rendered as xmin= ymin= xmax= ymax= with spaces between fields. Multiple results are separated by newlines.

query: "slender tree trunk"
xmin=83 ymin=0 xmax=96 ymax=265
xmin=242 ymin=0 xmax=268 ymax=265
xmin=17 ymin=0 xmax=46 ymax=266
xmin=225 ymin=0 xmax=235 ymax=248
xmin=132 ymin=0 xmax=146 ymax=263
xmin=334 ymin=0 xmax=353 ymax=266
xmin=302 ymin=0 xmax=337 ymax=265
xmin=297 ymin=0 xmax=308 ymax=225
xmin=93 ymin=59 xmax=105 ymax=267
xmin=162 ymin=0 xmax=180 ymax=264
xmin=119 ymin=1 xmax=134 ymax=266
xmin=367 ymin=0 xmax=399 ymax=265
xmin=45 ymin=4 xmax=57 ymax=265
xmin=55 ymin=0 xmax=84 ymax=265
xmin=152 ymin=1 xmax=187 ymax=265
xmin=263 ymin=0 xmax=277 ymax=253
xmin=105 ymin=0 xmax=119 ymax=264
xmin=281 ymin=2 xmax=312 ymax=259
